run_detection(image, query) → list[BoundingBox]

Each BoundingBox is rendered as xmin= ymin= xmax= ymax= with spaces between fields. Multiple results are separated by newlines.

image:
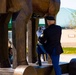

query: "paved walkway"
xmin=60 ymin=54 xmax=76 ymax=63
xmin=40 ymin=54 xmax=76 ymax=63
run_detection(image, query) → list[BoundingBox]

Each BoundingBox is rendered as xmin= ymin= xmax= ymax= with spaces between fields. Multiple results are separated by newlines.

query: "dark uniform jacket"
xmin=39 ymin=24 xmax=63 ymax=55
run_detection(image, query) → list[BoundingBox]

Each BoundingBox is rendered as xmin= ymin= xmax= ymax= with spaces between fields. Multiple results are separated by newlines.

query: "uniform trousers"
xmin=49 ymin=49 xmax=61 ymax=75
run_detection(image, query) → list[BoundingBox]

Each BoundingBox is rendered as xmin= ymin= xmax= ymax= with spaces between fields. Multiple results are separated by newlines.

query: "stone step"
xmin=0 ymin=68 xmax=14 ymax=75
xmin=32 ymin=62 xmax=69 ymax=75
xmin=0 ymin=62 xmax=69 ymax=75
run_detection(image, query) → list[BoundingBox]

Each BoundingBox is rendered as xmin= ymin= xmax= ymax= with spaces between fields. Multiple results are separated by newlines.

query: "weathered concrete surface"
xmin=60 ymin=54 xmax=76 ymax=63
xmin=0 ymin=62 xmax=69 ymax=75
xmin=0 ymin=68 xmax=14 ymax=75
xmin=13 ymin=65 xmax=37 ymax=75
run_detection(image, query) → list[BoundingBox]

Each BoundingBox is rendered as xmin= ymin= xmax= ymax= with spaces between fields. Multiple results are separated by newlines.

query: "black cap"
xmin=45 ymin=16 xmax=55 ymax=20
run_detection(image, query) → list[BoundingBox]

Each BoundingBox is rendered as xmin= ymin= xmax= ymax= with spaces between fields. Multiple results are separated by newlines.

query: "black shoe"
xmin=36 ymin=61 xmax=42 ymax=66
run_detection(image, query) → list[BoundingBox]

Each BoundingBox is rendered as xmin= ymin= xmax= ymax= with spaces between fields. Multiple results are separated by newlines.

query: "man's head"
xmin=45 ymin=16 xmax=55 ymax=26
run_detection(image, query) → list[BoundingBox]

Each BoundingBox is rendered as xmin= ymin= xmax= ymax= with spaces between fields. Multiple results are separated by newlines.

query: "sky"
xmin=61 ymin=0 xmax=76 ymax=10
xmin=57 ymin=0 xmax=76 ymax=27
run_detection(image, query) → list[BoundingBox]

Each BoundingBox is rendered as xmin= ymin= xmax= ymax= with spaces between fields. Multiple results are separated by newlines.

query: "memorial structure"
xmin=0 ymin=0 xmax=21 ymax=68
xmin=12 ymin=0 xmax=60 ymax=67
xmin=0 ymin=0 xmax=60 ymax=68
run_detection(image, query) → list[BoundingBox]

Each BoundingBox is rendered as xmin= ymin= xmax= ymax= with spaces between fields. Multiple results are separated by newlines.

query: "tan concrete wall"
xmin=61 ymin=29 xmax=76 ymax=47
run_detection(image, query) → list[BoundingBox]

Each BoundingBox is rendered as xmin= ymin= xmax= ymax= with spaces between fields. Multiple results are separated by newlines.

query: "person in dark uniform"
xmin=39 ymin=16 xmax=63 ymax=75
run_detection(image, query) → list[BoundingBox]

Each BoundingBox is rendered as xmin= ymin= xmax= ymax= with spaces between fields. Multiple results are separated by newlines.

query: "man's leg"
xmin=50 ymin=55 xmax=61 ymax=75
xmin=37 ymin=54 xmax=42 ymax=66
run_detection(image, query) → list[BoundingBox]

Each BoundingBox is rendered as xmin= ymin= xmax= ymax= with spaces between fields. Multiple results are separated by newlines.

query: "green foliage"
xmin=68 ymin=11 xmax=76 ymax=29
xmin=62 ymin=47 xmax=76 ymax=54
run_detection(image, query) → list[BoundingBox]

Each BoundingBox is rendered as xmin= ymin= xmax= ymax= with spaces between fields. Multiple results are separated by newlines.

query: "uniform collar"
xmin=49 ymin=24 xmax=55 ymax=27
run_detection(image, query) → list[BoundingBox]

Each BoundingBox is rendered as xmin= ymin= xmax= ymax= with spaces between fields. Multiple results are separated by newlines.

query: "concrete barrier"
xmin=0 ymin=68 xmax=14 ymax=75
xmin=13 ymin=65 xmax=37 ymax=75
xmin=69 ymin=58 xmax=76 ymax=75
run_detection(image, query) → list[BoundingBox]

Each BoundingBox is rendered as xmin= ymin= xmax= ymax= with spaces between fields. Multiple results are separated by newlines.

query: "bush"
xmin=62 ymin=47 xmax=76 ymax=54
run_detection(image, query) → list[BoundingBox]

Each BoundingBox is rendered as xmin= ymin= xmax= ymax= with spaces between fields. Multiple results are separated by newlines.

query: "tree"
xmin=69 ymin=11 xmax=76 ymax=29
